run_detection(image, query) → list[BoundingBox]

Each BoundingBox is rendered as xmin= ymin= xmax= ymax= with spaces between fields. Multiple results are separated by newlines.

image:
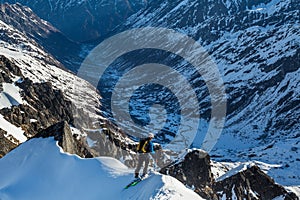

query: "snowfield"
xmin=0 ymin=138 xmax=203 ymax=200
xmin=0 ymin=82 xmax=25 ymax=109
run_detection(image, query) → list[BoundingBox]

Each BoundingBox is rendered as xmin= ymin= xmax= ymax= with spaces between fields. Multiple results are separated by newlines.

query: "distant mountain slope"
xmin=96 ymin=0 xmax=300 ymax=186
xmin=0 ymin=0 xmax=150 ymax=42
xmin=0 ymin=3 xmax=82 ymax=71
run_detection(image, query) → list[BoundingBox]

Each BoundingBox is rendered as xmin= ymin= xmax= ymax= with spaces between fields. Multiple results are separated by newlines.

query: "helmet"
xmin=148 ymin=133 xmax=154 ymax=138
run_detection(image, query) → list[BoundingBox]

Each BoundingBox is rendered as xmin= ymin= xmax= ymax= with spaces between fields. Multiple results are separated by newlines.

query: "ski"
xmin=124 ymin=174 xmax=150 ymax=189
xmin=124 ymin=178 xmax=141 ymax=189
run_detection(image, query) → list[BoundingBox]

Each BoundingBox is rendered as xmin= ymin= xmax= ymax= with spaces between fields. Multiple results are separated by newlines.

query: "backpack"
xmin=137 ymin=138 xmax=150 ymax=153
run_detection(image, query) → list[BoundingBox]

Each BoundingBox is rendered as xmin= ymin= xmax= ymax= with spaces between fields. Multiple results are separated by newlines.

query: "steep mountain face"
xmin=0 ymin=12 xmax=100 ymax=120
xmin=96 ymin=0 xmax=300 ymax=186
xmin=0 ymin=58 xmax=73 ymax=138
xmin=0 ymin=3 xmax=82 ymax=71
xmin=1 ymin=0 xmax=150 ymax=42
xmin=0 ymin=55 xmax=73 ymax=157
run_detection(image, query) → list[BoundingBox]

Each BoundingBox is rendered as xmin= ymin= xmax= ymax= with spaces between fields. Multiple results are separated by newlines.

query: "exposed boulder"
xmin=34 ymin=121 xmax=93 ymax=158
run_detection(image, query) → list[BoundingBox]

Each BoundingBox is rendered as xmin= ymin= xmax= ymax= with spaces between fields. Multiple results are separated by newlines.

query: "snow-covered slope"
xmin=0 ymin=14 xmax=103 ymax=151
xmin=0 ymin=137 xmax=203 ymax=200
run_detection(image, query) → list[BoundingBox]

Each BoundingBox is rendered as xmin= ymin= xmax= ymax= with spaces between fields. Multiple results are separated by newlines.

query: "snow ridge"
xmin=0 ymin=138 xmax=203 ymax=200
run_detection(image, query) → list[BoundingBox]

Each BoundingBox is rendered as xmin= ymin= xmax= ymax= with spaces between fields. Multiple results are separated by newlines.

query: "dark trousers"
xmin=135 ymin=153 xmax=150 ymax=175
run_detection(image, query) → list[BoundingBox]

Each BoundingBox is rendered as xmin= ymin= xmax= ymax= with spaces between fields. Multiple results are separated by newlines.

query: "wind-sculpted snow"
xmin=0 ymin=138 xmax=203 ymax=200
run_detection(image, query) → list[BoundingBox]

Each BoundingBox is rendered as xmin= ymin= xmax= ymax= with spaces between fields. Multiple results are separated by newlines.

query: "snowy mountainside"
xmin=0 ymin=137 xmax=203 ymax=200
xmin=0 ymin=1 xmax=299 ymax=198
xmin=0 ymin=16 xmax=103 ymax=150
xmin=0 ymin=3 xmax=82 ymax=71
xmin=100 ymin=0 xmax=300 ymax=187
xmin=0 ymin=18 xmax=100 ymax=119
xmin=0 ymin=0 xmax=151 ymax=42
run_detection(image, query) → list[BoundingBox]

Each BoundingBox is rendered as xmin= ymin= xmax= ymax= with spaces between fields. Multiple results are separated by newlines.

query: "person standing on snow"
xmin=134 ymin=133 xmax=156 ymax=178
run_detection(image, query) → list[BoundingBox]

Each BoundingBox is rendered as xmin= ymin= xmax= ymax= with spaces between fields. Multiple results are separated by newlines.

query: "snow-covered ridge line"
xmin=0 ymin=137 xmax=203 ymax=200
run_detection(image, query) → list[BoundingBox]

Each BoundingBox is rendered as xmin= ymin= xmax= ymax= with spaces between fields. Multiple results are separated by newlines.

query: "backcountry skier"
xmin=134 ymin=133 xmax=156 ymax=178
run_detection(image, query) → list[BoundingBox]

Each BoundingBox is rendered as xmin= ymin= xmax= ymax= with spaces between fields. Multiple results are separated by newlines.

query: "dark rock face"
xmin=213 ymin=165 xmax=298 ymax=200
xmin=34 ymin=121 xmax=93 ymax=158
xmin=86 ymin=119 xmax=138 ymax=167
xmin=0 ymin=55 xmax=74 ymax=156
xmin=0 ymin=78 xmax=73 ymax=137
xmin=0 ymin=56 xmax=23 ymax=156
xmin=0 ymin=56 xmax=23 ymax=83
xmin=160 ymin=150 xmax=217 ymax=199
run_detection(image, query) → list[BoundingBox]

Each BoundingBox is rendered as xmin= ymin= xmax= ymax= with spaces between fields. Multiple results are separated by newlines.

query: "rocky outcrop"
xmin=160 ymin=150 xmax=217 ymax=199
xmin=0 ymin=55 xmax=23 ymax=83
xmin=86 ymin=119 xmax=138 ymax=168
xmin=34 ymin=121 xmax=93 ymax=158
xmin=0 ymin=56 xmax=23 ymax=157
xmin=0 ymin=128 xmax=17 ymax=158
xmin=0 ymin=78 xmax=73 ymax=137
xmin=213 ymin=165 xmax=298 ymax=200
xmin=161 ymin=150 xmax=298 ymax=200
xmin=84 ymin=118 xmax=163 ymax=168
xmin=0 ymin=56 xmax=73 ymax=137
